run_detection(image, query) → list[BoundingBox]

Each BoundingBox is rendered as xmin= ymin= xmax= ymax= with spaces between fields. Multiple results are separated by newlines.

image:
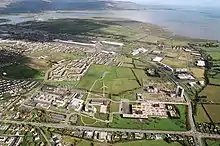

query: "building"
xmin=196 ymin=60 xmax=205 ymax=67
xmin=101 ymin=41 xmax=124 ymax=47
xmin=122 ymin=102 xmax=168 ymax=119
xmin=131 ymin=48 xmax=148 ymax=56
xmin=177 ymin=74 xmax=195 ymax=80
xmin=176 ymin=86 xmax=184 ymax=98
xmin=68 ymin=98 xmax=84 ymax=112
xmin=152 ymin=56 xmax=163 ymax=62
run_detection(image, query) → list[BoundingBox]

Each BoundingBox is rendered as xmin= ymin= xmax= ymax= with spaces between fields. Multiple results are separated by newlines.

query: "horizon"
xmin=118 ymin=0 xmax=220 ymax=7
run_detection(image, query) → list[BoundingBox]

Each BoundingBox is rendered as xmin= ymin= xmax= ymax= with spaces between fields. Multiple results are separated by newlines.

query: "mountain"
xmin=0 ymin=0 xmax=146 ymax=13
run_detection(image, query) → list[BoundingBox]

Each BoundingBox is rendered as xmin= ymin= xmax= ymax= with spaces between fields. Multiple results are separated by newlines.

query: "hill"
xmin=0 ymin=0 xmax=146 ymax=13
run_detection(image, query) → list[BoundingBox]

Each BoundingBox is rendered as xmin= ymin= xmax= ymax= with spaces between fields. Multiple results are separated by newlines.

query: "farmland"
xmin=201 ymin=47 xmax=220 ymax=60
xmin=195 ymin=104 xmax=211 ymax=123
xmin=203 ymin=104 xmax=220 ymax=123
xmin=199 ymin=85 xmax=220 ymax=102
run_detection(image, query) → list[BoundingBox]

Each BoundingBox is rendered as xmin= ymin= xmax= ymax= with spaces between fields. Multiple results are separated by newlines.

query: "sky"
xmin=121 ymin=0 xmax=220 ymax=7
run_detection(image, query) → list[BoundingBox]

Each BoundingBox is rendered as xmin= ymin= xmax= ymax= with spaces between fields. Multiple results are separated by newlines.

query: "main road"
xmin=0 ymin=119 xmax=220 ymax=141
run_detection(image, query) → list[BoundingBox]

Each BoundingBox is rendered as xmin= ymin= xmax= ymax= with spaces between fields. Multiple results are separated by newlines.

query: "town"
xmin=0 ymin=17 xmax=219 ymax=146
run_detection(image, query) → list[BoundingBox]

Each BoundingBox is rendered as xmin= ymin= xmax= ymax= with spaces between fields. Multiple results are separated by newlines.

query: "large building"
xmin=122 ymin=102 xmax=168 ymax=119
xmin=176 ymin=86 xmax=184 ymax=98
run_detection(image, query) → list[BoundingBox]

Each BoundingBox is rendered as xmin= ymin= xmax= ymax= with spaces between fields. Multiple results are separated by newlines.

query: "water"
xmin=1 ymin=9 xmax=220 ymax=40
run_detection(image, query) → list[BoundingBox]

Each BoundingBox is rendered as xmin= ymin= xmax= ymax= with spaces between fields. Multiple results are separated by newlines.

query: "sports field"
xmin=77 ymin=65 xmax=141 ymax=94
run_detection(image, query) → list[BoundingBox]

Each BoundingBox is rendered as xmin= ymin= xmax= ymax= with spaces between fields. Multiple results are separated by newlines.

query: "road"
xmin=37 ymin=127 xmax=52 ymax=146
xmin=0 ymin=119 xmax=220 ymax=141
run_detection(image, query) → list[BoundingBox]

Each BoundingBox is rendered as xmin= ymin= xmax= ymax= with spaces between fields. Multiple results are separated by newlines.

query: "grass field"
xmin=195 ymin=104 xmax=210 ymax=123
xmin=201 ymin=47 xmax=220 ymax=60
xmin=133 ymin=69 xmax=149 ymax=86
xmin=62 ymin=136 xmax=181 ymax=146
xmin=0 ymin=64 xmax=43 ymax=79
xmin=190 ymin=68 xmax=205 ymax=79
xmin=204 ymin=139 xmax=220 ymax=146
xmin=203 ymin=104 xmax=220 ymax=123
xmin=115 ymin=140 xmax=182 ymax=146
xmin=109 ymin=105 xmax=187 ymax=131
xmin=110 ymin=102 xmax=120 ymax=113
xmin=209 ymin=78 xmax=220 ymax=85
xmin=80 ymin=116 xmax=97 ymax=125
xmin=94 ymin=113 xmax=109 ymax=121
xmin=162 ymin=58 xmax=188 ymax=68
xmin=63 ymin=136 xmax=103 ymax=146
xmin=199 ymin=85 xmax=220 ymax=102
xmin=77 ymin=65 xmax=141 ymax=94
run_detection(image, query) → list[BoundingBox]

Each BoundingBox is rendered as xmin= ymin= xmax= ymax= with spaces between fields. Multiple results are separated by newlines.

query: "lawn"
xmin=0 ymin=64 xmax=43 ymax=79
xmin=80 ymin=116 xmax=97 ymax=125
xmin=209 ymin=78 xmax=220 ymax=85
xmin=201 ymin=47 xmax=220 ymax=60
xmin=63 ymin=136 xmax=103 ymax=146
xmin=110 ymin=102 xmax=120 ymax=113
xmin=162 ymin=58 xmax=188 ymax=68
xmin=94 ymin=113 xmax=109 ymax=121
xmin=62 ymin=136 xmax=181 ymax=146
xmin=203 ymin=104 xmax=220 ymax=123
xmin=121 ymin=63 xmax=134 ymax=68
xmin=190 ymin=68 xmax=205 ymax=79
xmin=77 ymin=65 xmax=141 ymax=94
xmin=199 ymin=85 xmax=220 ymax=102
xmin=115 ymin=140 xmax=182 ymax=146
xmin=109 ymin=105 xmax=187 ymax=131
xmin=195 ymin=104 xmax=210 ymax=123
xmin=204 ymin=139 xmax=220 ymax=146
xmin=133 ymin=69 xmax=148 ymax=86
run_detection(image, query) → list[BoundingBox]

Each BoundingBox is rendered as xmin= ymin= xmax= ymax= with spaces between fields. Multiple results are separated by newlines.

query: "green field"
xmin=199 ymin=85 xmax=220 ymax=102
xmin=77 ymin=65 xmax=141 ymax=94
xmin=110 ymin=102 xmax=120 ymax=113
xmin=204 ymin=139 xmax=220 ymax=146
xmin=109 ymin=105 xmax=187 ymax=131
xmin=133 ymin=69 xmax=149 ymax=86
xmin=201 ymin=47 xmax=220 ymax=60
xmin=0 ymin=64 xmax=43 ymax=79
xmin=162 ymin=58 xmax=188 ymax=68
xmin=63 ymin=136 xmax=181 ymax=146
xmin=209 ymin=78 xmax=220 ymax=85
xmin=195 ymin=104 xmax=210 ymax=123
xmin=203 ymin=104 xmax=220 ymax=123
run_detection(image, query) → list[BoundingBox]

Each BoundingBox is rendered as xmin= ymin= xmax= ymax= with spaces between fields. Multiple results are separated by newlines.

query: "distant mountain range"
xmin=0 ymin=0 xmax=146 ymax=13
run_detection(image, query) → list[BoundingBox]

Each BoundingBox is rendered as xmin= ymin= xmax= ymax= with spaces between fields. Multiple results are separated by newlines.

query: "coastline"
xmin=0 ymin=10 xmax=219 ymax=42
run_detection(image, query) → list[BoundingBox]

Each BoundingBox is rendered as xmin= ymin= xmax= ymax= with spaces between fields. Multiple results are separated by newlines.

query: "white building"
xmin=101 ymin=41 xmax=124 ymax=47
xmin=176 ymin=86 xmax=184 ymax=98
xmin=68 ymin=98 xmax=84 ymax=112
xmin=131 ymin=48 xmax=148 ymax=56
xmin=152 ymin=56 xmax=163 ymax=62
xmin=196 ymin=60 xmax=205 ymax=67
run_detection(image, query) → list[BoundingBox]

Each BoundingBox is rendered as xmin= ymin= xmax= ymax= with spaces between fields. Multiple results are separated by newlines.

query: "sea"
xmin=0 ymin=8 xmax=220 ymax=40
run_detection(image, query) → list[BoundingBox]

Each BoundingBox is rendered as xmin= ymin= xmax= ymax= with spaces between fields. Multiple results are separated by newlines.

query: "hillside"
xmin=0 ymin=0 xmax=146 ymax=13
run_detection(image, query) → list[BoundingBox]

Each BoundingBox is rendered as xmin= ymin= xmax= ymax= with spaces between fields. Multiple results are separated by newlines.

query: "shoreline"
xmin=0 ymin=10 xmax=219 ymax=42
